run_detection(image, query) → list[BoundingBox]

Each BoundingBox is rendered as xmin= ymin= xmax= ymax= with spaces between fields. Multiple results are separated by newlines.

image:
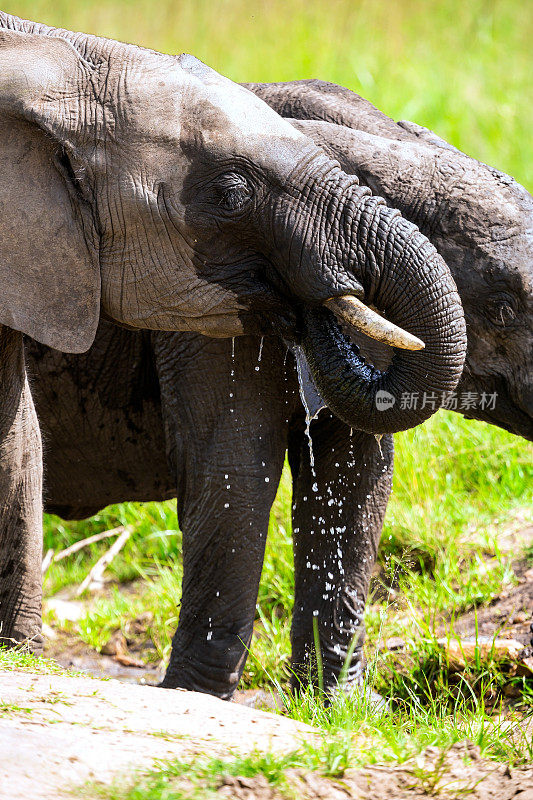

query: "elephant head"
xmin=287 ymin=119 xmax=532 ymax=441
xmin=0 ymin=14 xmax=466 ymax=434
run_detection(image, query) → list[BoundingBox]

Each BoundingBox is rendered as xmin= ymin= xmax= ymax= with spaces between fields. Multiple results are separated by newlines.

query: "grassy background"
xmin=6 ymin=0 xmax=532 ymax=188
xmin=5 ymin=0 xmax=530 ymax=690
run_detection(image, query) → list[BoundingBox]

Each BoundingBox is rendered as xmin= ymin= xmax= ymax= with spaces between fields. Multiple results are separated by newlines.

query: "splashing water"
xmin=293 ymin=345 xmax=326 ymax=474
xmin=254 ymin=335 xmax=264 ymax=371
xmin=229 ymin=337 xmax=235 ymax=414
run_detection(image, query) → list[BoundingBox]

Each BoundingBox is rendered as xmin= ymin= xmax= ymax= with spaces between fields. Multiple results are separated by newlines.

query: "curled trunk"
xmin=301 ymin=194 xmax=466 ymax=433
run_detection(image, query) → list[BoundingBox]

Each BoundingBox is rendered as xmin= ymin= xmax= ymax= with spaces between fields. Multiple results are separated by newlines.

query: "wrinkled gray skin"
xmin=0 ymin=15 xmax=468 ymax=651
xmin=26 ymin=80 xmax=532 ymax=698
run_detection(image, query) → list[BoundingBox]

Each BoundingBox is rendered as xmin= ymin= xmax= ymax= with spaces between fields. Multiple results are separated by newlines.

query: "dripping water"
xmin=255 ymin=335 xmax=264 ymax=371
xmin=295 ymin=353 xmax=317 ymax=472
xmin=229 ymin=337 xmax=235 ymax=415
xmin=293 ymin=345 xmax=326 ymax=479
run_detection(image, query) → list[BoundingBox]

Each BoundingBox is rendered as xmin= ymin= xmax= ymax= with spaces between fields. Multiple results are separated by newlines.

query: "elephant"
xmin=25 ymin=79 xmax=531 ymax=699
xmin=0 ymin=14 xmax=470 ymax=654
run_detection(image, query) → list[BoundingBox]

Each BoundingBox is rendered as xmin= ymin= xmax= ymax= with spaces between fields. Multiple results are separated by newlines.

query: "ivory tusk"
xmin=324 ymin=296 xmax=425 ymax=351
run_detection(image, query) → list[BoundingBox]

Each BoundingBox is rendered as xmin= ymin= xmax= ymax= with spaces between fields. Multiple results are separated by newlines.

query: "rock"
xmin=437 ymin=636 xmax=533 ymax=674
xmin=100 ymin=631 xmax=127 ymax=656
xmin=385 ymin=636 xmax=405 ymax=651
xmin=0 ymin=671 xmax=314 ymax=800
xmin=44 ymin=597 xmax=85 ymax=623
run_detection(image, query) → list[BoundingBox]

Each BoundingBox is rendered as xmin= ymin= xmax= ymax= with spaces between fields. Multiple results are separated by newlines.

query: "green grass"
xmin=88 ymin=751 xmax=306 ymax=800
xmin=43 ymin=501 xmax=181 ymax=596
xmin=0 ymin=644 xmax=84 ymax=676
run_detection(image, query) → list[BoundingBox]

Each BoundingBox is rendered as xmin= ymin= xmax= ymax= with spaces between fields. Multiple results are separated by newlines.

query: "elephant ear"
xmin=0 ymin=29 xmax=100 ymax=353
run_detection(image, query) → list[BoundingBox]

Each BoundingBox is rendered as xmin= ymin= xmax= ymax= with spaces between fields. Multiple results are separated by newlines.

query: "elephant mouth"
xmin=257 ymin=261 xmax=426 ymax=352
xmin=457 ymin=372 xmax=533 ymax=442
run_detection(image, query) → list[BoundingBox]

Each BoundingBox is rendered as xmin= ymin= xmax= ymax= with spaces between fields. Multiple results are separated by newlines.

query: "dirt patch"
xmin=157 ymin=742 xmax=533 ymax=799
xmin=452 ymin=558 xmax=533 ymax=648
xmin=44 ymin=626 xmax=164 ymax=684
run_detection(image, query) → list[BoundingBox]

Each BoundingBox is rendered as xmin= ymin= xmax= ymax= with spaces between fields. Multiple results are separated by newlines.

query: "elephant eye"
xmin=216 ymin=173 xmax=253 ymax=213
xmin=486 ymin=296 xmax=516 ymax=327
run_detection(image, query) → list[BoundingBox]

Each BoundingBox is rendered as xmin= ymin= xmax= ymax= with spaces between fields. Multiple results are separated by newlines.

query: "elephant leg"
xmin=288 ymin=411 xmax=393 ymax=694
xmin=0 ymin=326 xmax=43 ymax=652
xmin=156 ymin=334 xmax=292 ymax=698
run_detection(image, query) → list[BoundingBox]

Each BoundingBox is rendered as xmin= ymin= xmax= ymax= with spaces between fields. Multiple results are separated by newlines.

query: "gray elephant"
xmin=0 ymin=14 xmax=468 ymax=655
xmin=26 ymin=80 xmax=531 ymax=698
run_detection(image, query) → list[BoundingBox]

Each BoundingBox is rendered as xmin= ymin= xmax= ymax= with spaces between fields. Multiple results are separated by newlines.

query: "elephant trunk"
xmin=299 ymin=189 xmax=466 ymax=433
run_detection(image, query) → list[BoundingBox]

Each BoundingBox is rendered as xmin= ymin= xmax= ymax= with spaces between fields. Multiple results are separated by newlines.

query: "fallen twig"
xmin=76 ymin=527 xmax=133 ymax=596
xmin=41 ymin=526 xmax=127 ymax=577
xmin=41 ymin=549 xmax=55 ymax=575
xmin=55 ymin=526 xmax=127 ymax=562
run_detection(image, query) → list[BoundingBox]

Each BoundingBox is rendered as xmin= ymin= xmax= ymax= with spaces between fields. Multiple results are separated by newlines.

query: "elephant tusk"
xmin=324 ymin=296 xmax=425 ymax=351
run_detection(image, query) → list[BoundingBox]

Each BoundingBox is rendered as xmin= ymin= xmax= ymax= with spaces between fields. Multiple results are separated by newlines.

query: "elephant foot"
xmin=159 ymin=669 xmax=237 ymax=701
xmin=331 ymin=680 xmax=390 ymax=714
xmin=159 ymin=631 xmax=251 ymax=700
xmin=0 ymin=587 xmax=43 ymax=656
xmin=0 ymin=622 xmax=44 ymax=656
